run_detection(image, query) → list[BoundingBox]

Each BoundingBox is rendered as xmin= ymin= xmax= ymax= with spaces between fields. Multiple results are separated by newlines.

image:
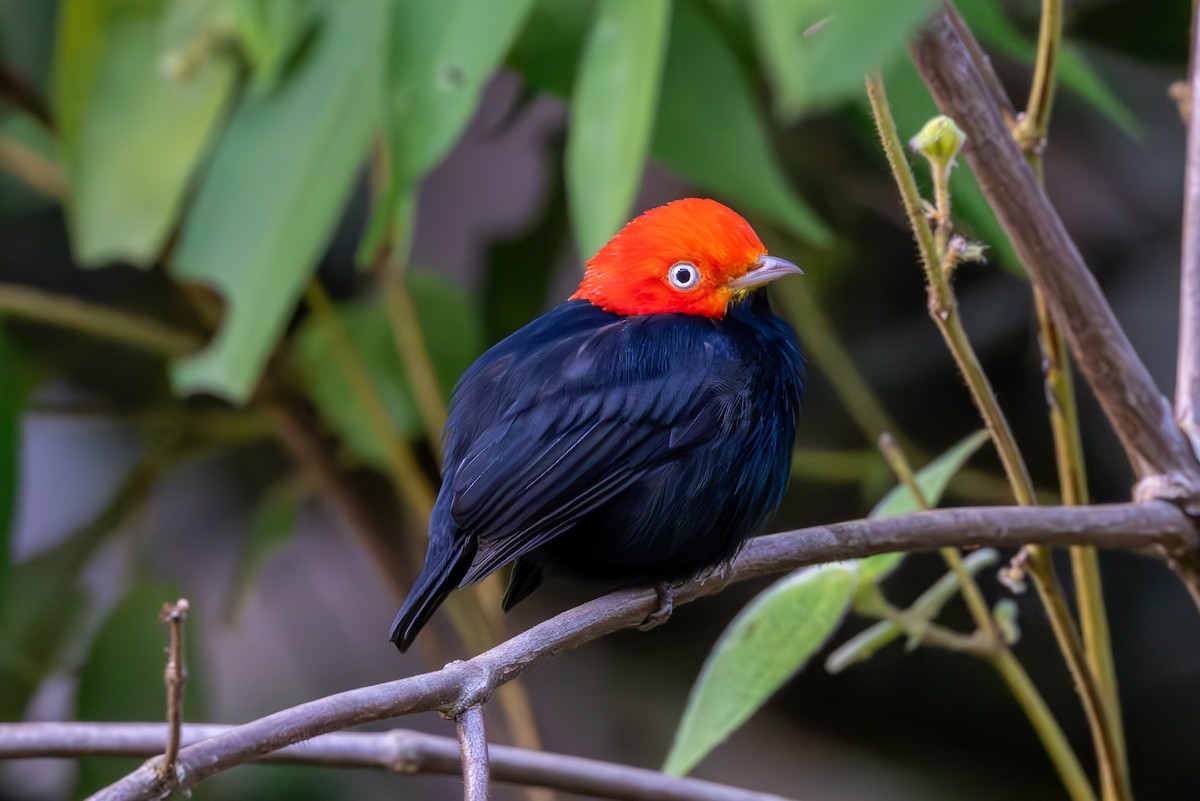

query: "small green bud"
xmin=993 ymin=598 xmax=1021 ymax=645
xmin=910 ymin=115 xmax=966 ymax=169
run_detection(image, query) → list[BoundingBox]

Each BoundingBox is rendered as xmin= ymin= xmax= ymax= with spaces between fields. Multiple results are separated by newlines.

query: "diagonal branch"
xmin=0 ymin=722 xmax=799 ymax=801
xmin=911 ymin=6 xmax=1200 ymax=491
xmin=83 ymin=502 xmax=1194 ymax=801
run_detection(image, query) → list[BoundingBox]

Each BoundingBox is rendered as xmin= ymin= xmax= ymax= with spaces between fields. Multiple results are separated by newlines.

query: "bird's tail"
xmin=389 ymin=535 xmax=477 ymax=652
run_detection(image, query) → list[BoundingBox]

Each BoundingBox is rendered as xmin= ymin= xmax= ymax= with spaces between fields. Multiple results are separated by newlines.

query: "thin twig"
xmin=877 ymin=435 xmax=998 ymax=638
xmin=1016 ymin=0 xmax=1063 ymax=152
xmin=870 ymin=62 xmax=1125 ymax=800
xmin=261 ymin=392 xmax=420 ymax=602
xmin=1179 ymin=0 xmax=1200 ymax=462
xmin=1014 ymin=1 xmax=1129 ymax=794
xmin=911 ymin=6 xmax=1200 ymax=489
xmin=381 ymin=265 xmax=448 ymax=464
xmin=864 ymin=72 xmax=1035 ymax=507
xmin=155 ymin=600 xmax=189 ymax=783
xmin=82 ymin=502 xmax=1193 ymax=801
xmin=0 ymin=722 xmax=800 ymax=801
xmin=303 ymin=280 xmax=436 ymax=518
xmin=0 ymin=60 xmax=53 ymax=130
xmin=876 ymin=436 xmax=1094 ymax=801
xmin=457 ymin=706 xmax=490 ymax=801
xmin=301 ymin=282 xmax=540 ymax=756
xmin=0 ymin=135 xmax=68 ymax=200
xmin=827 ymin=549 xmax=1002 ymax=672
xmin=0 ymin=283 xmax=202 ymax=357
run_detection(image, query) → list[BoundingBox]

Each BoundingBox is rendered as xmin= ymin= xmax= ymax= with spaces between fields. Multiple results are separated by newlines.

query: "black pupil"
xmin=675 ymin=267 xmax=691 ymax=284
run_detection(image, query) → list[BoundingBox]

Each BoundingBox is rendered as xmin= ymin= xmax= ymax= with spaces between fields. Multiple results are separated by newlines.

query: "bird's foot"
xmin=638 ymin=582 xmax=674 ymax=631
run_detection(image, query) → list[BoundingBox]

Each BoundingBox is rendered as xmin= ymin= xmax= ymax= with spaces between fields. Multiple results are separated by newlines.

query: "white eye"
xmin=667 ymin=261 xmax=701 ymax=290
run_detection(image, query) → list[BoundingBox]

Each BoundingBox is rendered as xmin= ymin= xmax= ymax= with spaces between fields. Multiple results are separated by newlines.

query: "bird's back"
xmin=455 ymin=295 xmax=800 ymax=583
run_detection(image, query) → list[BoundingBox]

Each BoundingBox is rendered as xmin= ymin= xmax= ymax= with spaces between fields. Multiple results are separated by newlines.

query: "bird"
xmin=389 ymin=197 xmax=806 ymax=652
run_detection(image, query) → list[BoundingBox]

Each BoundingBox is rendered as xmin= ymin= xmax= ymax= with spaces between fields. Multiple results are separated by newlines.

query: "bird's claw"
xmin=638 ymin=582 xmax=674 ymax=631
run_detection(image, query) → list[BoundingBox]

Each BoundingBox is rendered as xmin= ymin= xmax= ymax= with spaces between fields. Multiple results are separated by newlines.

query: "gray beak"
xmin=726 ymin=255 xmax=803 ymax=291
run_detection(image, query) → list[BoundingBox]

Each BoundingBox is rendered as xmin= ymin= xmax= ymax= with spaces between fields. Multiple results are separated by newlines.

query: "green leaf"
xmin=388 ymin=0 xmax=536 ymax=187
xmin=653 ymin=1 xmax=831 ymax=246
xmin=292 ymin=297 xmax=419 ymax=467
xmin=507 ymin=0 xmax=594 ymax=98
xmin=566 ymin=0 xmax=672 ymax=259
xmin=161 ymin=0 xmax=316 ymax=95
xmin=857 ymin=429 xmax=991 ymax=583
xmin=170 ymin=0 xmax=388 ymax=402
xmin=291 ymin=275 xmax=481 ymax=465
xmin=748 ymin=0 xmax=936 ymax=120
xmin=364 ymin=0 xmax=536 ymax=264
xmin=52 ymin=0 xmax=236 ymax=266
xmin=664 ymin=563 xmax=856 ymax=776
xmin=232 ymin=0 xmax=317 ymax=92
xmin=955 ymin=0 xmax=1140 ymax=138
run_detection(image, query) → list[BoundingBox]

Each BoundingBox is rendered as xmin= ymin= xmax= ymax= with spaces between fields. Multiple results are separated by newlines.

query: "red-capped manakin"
xmin=390 ymin=198 xmax=806 ymax=651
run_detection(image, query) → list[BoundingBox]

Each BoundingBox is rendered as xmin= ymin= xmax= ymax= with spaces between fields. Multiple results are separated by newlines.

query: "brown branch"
xmin=457 ymin=706 xmax=490 ymax=800
xmin=260 ymin=392 xmax=418 ymax=601
xmin=0 ymin=61 xmax=53 ymax=130
xmin=911 ymin=6 xmax=1200 ymax=491
xmin=81 ymin=502 xmax=1193 ymax=801
xmin=0 ymin=283 xmax=203 ymax=357
xmin=155 ymin=600 xmax=189 ymax=784
xmin=1179 ymin=2 xmax=1200 ymax=463
xmin=0 ymin=135 xmax=68 ymax=200
xmin=0 ymin=723 xmax=799 ymax=801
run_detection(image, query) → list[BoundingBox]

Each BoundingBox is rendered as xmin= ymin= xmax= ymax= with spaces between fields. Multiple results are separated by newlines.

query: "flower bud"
xmin=909 ymin=115 xmax=966 ymax=169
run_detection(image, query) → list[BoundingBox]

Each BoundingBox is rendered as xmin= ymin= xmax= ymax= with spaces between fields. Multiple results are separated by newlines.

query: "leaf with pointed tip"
xmin=291 ymin=274 xmax=481 ymax=465
xmin=52 ymin=0 xmax=236 ymax=267
xmin=956 ymin=0 xmax=1139 ymax=138
xmin=748 ymin=0 xmax=936 ymax=120
xmin=858 ymin=429 xmax=991 ymax=583
xmin=170 ymin=0 xmax=388 ymax=402
xmin=566 ymin=0 xmax=672 ymax=259
xmin=388 ymin=0 xmax=536 ymax=187
xmin=664 ymin=563 xmax=857 ymax=776
xmin=653 ymin=1 xmax=832 ymax=246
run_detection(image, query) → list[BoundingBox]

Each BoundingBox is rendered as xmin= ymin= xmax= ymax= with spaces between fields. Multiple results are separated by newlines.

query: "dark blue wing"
xmin=441 ymin=300 xmax=744 ymax=586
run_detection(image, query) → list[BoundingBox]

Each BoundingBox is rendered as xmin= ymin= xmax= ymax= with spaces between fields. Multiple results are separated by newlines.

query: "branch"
xmin=156 ymin=600 xmax=189 ymax=784
xmin=0 ymin=60 xmax=53 ymax=130
xmin=82 ymin=502 xmax=1193 ymax=801
xmin=457 ymin=706 xmax=490 ymax=801
xmin=0 ymin=283 xmax=202 ymax=357
xmin=0 ymin=135 xmax=68 ymax=200
xmin=1179 ymin=2 xmax=1200 ymax=462
xmin=911 ymin=6 xmax=1200 ymax=490
xmin=0 ymin=723 xmax=797 ymax=801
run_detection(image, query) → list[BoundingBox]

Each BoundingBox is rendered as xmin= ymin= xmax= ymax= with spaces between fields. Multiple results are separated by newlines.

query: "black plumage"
xmin=389 ymin=291 xmax=805 ymax=651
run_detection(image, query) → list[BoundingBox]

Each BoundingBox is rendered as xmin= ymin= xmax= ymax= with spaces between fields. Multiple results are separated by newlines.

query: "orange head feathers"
xmin=571 ymin=198 xmax=801 ymax=318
